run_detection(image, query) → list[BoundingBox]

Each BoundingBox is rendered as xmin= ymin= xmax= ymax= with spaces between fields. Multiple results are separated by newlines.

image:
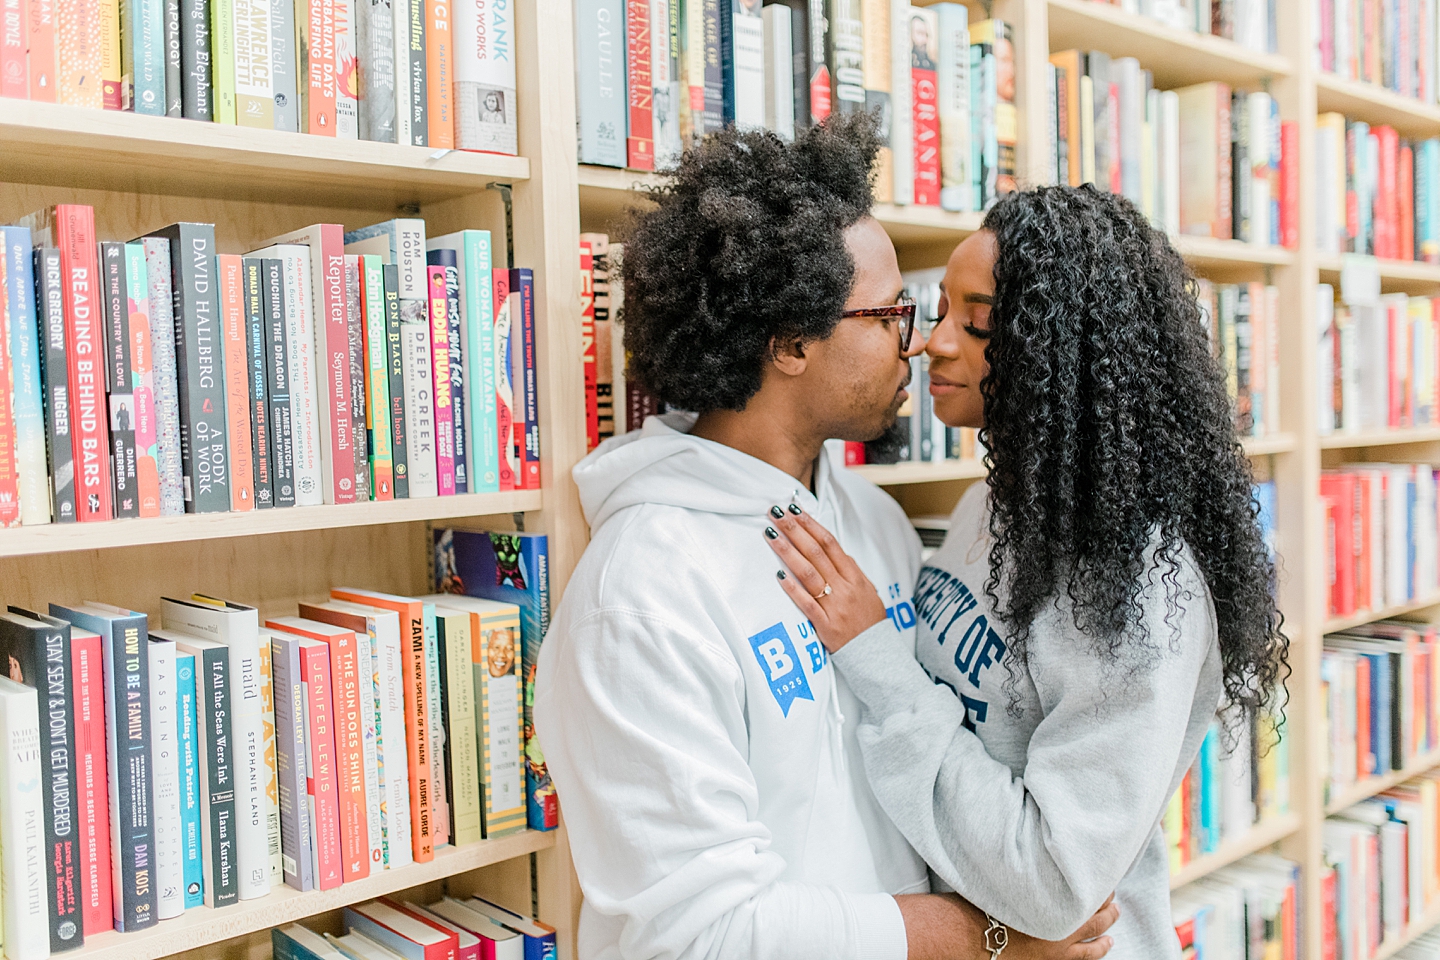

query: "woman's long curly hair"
xmin=977 ymin=185 xmax=1287 ymax=716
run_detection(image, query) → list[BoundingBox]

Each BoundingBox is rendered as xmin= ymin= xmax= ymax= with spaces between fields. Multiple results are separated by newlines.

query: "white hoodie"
xmin=535 ymin=413 xmax=929 ymax=960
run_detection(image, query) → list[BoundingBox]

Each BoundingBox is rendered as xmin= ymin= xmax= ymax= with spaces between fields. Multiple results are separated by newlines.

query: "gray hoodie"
xmin=831 ymin=481 xmax=1223 ymax=958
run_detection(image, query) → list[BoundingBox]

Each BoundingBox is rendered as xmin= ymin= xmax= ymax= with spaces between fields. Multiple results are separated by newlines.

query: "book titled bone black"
xmin=162 ymin=632 xmax=238 ymax=908
xmin=147 ymin=223 xmax=229 ymax=514
xmin=34 ymin=246 xmax=77 ymax=523
xmin=0 ymin=607 xmax=82 ymax=951
xmin=384 ymin=263 xmax=409 ymax=499
xmin=49 ymin=602 xmax=157 ymax=933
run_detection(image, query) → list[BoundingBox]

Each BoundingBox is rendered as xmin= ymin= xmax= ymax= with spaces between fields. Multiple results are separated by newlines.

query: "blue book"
xmin=1366 ymin=652 xmax=1392 ymax=774
xmin=176 ymin=650 xmax=204 ymax=909
xmin=3 ymin=227 xmax=48 ymax=526
xmin=1198 ymin=724 xmax=1219 ymax=854
xmin=574 ymin=0 xmax=627 ymax=166
xmin=465 ymin=896 xmax=558 ymax=960
xmin=433 ymin=529 xmax=554 ymax=831
xmin=1408 ymin=476 xmax=1417 ymax=600
xmin=273 ymin=924 xmax=345 ymax=960
xmin=122 ymin=0 xmax=166 ymax=114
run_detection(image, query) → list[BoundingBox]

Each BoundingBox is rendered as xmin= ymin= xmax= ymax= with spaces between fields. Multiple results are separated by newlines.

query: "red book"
xmin=348 ymin=900 xmax=459 ymax=960
xmin=1320 ymin=867 xmax=1337 ymax=960
xmin=0 ymin=0 xmax=26 ymax=97
xmin=71 ymin=626 xmax=113 ymax=936
xmin=1352 ymin=473 xmax=1371 ymax=613
xmin=269 ymin=617 xmax=370 ymax=882
xmin=305 ymin=0 xmax=337 ymax=133
xmin=1280 ymin=121 xmax=1299 ymax=249
xmin=1400 ymin=142 xmax=1415 ymax=262
xmin=491 ymin=269 xmax=516 ymax=491
xmin=1376 ymin=126 xmax=1398 ymax=260
xmin=625 ymin=0 xmax=654 ymax=170
xmin=0 ymin=254 xmax=17 ymax=528
xmin=579 ymin=244 xmax=598 ymax=450
xmin=425 ymin=0 xmax=453 ymax=149
xmin=427 ymin=266 xmax=456 ymax=496
xmin=1320 ymin=473 xmax=1355 ymax=617
xmin=912 ymin=64 xmax=940 ymax=206
xmin=297 ymin=632 xmax=343 ymax=888
xmin=843 ymin=441 xmax=865 ymax=466
xmin=1387 ymin=299 xmax=1403 ymax=427
xmin=217 ymin=255 xmax=256 ymax=511
xmin=25 ymin=0 xmax=55 ymax=100
xmin=329 ymin=589 xmax=433 ymax=863
xmin=400 ymin=903 xmax=481 ymax=960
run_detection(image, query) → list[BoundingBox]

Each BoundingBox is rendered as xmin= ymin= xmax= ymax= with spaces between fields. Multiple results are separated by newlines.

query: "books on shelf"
xmin=0 ymin=207 xmax=541 ymax=530
xmin=0 ymin=0 xmax=518 ymax=154
xmin=1197 ymin=280 xmax=1282 ymax=438
xmin=1314 ymin=117 xmax=1440 ymax=262
xmin=271 ymin=895 xmax=555 ymax=960
xmin=1171 ymin=854 xmax=1301 ymax=958
xmin=1316 ymin=286 xmax=1440 ymax=435
xmin=1319 ymin=466 xmax=1440 ymax=620
xmin=1315 ymin=0 xmax=1439 ymax=104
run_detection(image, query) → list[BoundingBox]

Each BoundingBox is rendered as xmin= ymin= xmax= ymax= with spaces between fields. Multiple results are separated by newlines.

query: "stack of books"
xmin=1170 ymin=854 xmax=1302 ymax=957
xmin=1197 ymin=280 xmax=1283 ymax=439
xmin=1320 ymin=467 xmax=1440 ymax=619
xmin=273 ymin=896 xmax=556 ymax=960
xmin=0 ymin=0 xmax=518 ymax=153
xmin=1316 ymin=286 xmax=1440 ymax=436
xmin=0 ymin=528 xmax=552 ymax=953
xmin=1315 ymin=0 xmax=1439 ymax=104
xmin=1315 ymin=118 xmax=1440 ymax=262
xmin=0 ymin=209 xmax=541 ymax=528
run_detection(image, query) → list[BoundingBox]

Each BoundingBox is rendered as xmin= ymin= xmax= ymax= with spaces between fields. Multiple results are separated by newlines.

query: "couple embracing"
xmin=534 ymin=114 xmax=1287 ymax=960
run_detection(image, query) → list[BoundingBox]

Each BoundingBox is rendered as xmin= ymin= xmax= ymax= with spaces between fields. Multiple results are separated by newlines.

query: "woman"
xmin=764 ymin=185 xmax=1287 ymax=958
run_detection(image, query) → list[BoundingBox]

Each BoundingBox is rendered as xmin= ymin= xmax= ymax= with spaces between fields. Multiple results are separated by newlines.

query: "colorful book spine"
xmin=401 ymin=318 xmax=438 ymax=498
xmin=120 ymin=243 xmax=161 ymax=518
xmin=361 ymin=255 xmax=394 ymax=500
xmin=1 ymin=0 xmax=27 ymax=97
xmin=421 ymin=601 xmax=447 ymax=847
xmin=334 ymin=0 xmax=358 ymax=136
xmin=510 ymin=268 xmax=540 ymax=491
xmin=491 ymin=269 xmax=515 ymax=491
xmin=627 ymin=0 xmax=654 ymax=169
xmin=148 ymin=635 xmax=183 ymax=920
xmin=243 ymin=259 xmax=275 ymax=508
xmin=56 ymin=0 xmax=102 ymax=107
xmin=383 ymin=264 xmax=409 ymax=499
xmin=451 ymin=0 xmax=515 ymax=153
xmin=179 ymin=0 xmax=211 ymax=117
xmin=463 ymin=234 xmax=496 ymax=492
xmin=0 ymin=248 xmax=18 ymax=529
xmin=67 ymin=626 xmax=112 ymax=935
xmin=934 ymin=3 xmax=969 ymax=213
xmin=121 ymin=0 xmax=165 ymax=113
xmin=26 ymin=0 xmax=57 ymax=101
xmin=99 ymin=0 xmax=121 ymax=107
xmin=0 ymin=677 xmax=49 ymax=960
xmin=440 ymin=255 xmax=466 ymax=494
xmin=3 ymin=228 xmax=49 ymax=526
xmin=404 ymin=0 xmax=425 ymax=143
xmin=269 ymin=631 xmax=315 ymax=892
xmin=580 ymin=244 xmax=598 ymax=451
xmin=422 ymin=0 xmax=450 ymax=147
xmin=233 ymin=0 xmax=274 ymax=125
xmin=434 ymin=605 xmax=481 ymax=845
xmin=169 ymin=636 xmax=238 ymax=908
xmin=299 ymin=0 xmax=336 ymax=132
xmin=175 ymin=650 xmax=203 ymax=909
xmin=345 ymin=257 xmax=370 ymax=501
xmin=99 ymin=241 xmax=140 ymax=519
xmin=33 ymin=247 xmax=76 ymax=523
xmin=139 ymin=238 xmax=185 ymax=517
xmin=261 ymin=258 xmax=297 ymax=508
xmin=294 ymin=635 xmax=342 ymax=889
xmin=209 ymin=0 xmax=235 ymax=120
xmin=910 ymin=7 xmax=940 ymax=206
xmin=427 ymin=265 xmax=456 ymax=497
xmin=257 ymin=637 xmax=283 ymax=885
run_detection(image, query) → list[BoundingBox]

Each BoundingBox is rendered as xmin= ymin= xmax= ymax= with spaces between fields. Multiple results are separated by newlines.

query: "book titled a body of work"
xmin=432 ymin=530 xmax=555 ymax=831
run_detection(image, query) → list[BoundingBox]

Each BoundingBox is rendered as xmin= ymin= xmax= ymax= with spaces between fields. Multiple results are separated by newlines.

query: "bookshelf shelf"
xmin=1322 ymin=592 xmax=1440 ymax=634
xmin=1315 ymin=72 xmax=1440 ymax=138
xmin=1324 ymin=748 xmax=1440 ymax=815
xmin=1316 ymin=254 xmax=1440 ymax=286
xmin=1170 ymin=236 xmax=1296 ymax=269
xmin=1318 ymin=427 xmax=1440 ymax=450
xmin=1045 ymin=0 xmax=1291 ymax=89
xmin=1374 ymin=901 xmax=1440 ymax=960
xmin=73 ymin=831 xmax=556 ymax=960
xmin=849 ymin=459 xmax=988 ymax=485
xmin=1168 ymin=814 xmax=1301 ymax=890
xmin=0 ymin=490 xmax=543 ymax=559
xmin=1242 ymin=433 xmax=1299 ymax=456
xmin=0 ymin=99 xmax=531 ymax=208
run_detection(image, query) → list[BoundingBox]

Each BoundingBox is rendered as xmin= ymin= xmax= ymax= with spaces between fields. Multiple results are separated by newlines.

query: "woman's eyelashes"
xmin=964 ymin=323 xmax=992 ymax=340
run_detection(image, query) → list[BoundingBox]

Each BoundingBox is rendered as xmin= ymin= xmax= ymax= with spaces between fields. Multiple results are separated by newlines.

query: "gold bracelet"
xmin=983 ymin=915 xmax=1009 ymax=960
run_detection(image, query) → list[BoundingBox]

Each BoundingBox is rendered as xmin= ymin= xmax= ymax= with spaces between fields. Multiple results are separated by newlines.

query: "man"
xmin=535 ymin=115 xmax=1118 ymax=960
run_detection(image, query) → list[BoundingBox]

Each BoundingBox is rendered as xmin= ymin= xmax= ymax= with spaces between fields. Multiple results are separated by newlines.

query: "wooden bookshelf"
xmin=1315 ymin=72 xmax=1440 ymax=138
xmin=1322 ymin=593 xmax=1440 ymax=635
xmin=1318 ymin=426 xmax=1440 ymax=450
xmin=1168 ymin=814 xmax=1301 ymax=890
xmin=1325 ymin=748 xmax=1440 ymax=815
xmin=75 ymin=831 xmax=555 ymax=960
xmin=1316 ymin=253 xmax=1440 ymax=285
xmin=1375 ymin=900 xmax=1440 ymax=960
xmin=850 ymin=459 xmax=988 ymax=485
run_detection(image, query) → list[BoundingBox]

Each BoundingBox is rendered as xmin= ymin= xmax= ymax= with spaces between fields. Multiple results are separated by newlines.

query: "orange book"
xmin=267 ymin=617 xmax=371 ymax=881
xmin=217 ymin=256 xmax=255 ymax=511
xmin=1048 ymin=50 xmax=1084 ymax=187
xmin=329 ymin=588 xmax=433 ymax=862
xmin=26 ymin=0 xmax=58 ymax=100
xmin=56 ymin=0 xmax=101 ymax=106
xmin=425 ymin=0 xmax=453 ymax=149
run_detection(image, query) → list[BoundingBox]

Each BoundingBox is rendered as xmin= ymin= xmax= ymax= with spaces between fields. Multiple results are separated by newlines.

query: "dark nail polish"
xmin=769 ymin=505 xmax=785 ymax=519
xmin=787 ymin=503 xmax=803 ymax=515
xmin=765 ymin=526 xmax=779 ymax=540
xmin=777 ymin=570 xmax=787 ymax=580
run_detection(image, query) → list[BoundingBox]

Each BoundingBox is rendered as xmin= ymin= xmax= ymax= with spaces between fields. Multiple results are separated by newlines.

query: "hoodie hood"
xmin=574 ymin=411 xmax=837 ymax=531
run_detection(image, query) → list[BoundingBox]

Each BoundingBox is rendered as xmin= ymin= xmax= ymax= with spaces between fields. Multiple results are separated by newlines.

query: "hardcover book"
xmin=233 ymin=0 xmax=274 ymax=125
xmin=3 ymin=228 xmax=50 ymax=526
xmin=429 ymin=250 xmax=468 ymax=494
xmin=139 ymin=237 xmax=185 ymax=516
xmin=180 ymin=0 xmax=212 ymax=118
xmin=625 ymin=0 xmax=653 ymax=170
xmin=120 ymin=0 xmax=165 ymax=112
xmin=908 ymin=6 xmax=940 ymax=206
xmin=269 ymin=630 xmax=316 ymax=891
xmin=345 ymin=901 xmax=458 ymax=960
xmin=574 ymin=0 xmax=626 ymax=166
xmin=68 ymin=626 xmax=113 ymax=935
xmin=721 ymin=0 xmax=764 ymax=128
xmin=147 ymin=634 xmax=184 ymax=920
xmin=217 ymin=255 xmax=256 ymax=510
xmin=292 ymin=633 xmax=343 ymax=889
xmin=651 ymin=0 xmax=683 ymax=165
xmin=175 ymin=649 xmax=204 ymax=907
xmin=427 ymin=232 xmax=495 ymax=493
xmin=122 ymin=243 xmax=161 ymax=517
xmin=452 ymin=0 xmax=516 ymax=153
xmin=357 ymin=0 xmax=396 ymax=142
xmin=99 ymin=241 xmax=140 ymax=518
xmin=261 ymin=258 xmax=297 ymax=508
xmin=0 ymin=676 xmax=50 ymax=960
xmin=243 ymin=258 xmax=275 ymax=508
xmin=33 ymin=246 xmax=77 ymax=523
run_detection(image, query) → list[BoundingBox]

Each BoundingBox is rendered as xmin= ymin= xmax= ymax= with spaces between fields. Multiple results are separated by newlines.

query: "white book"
xmin=1385 ymin=465 xmax=1410 ymax=607
xmin=352 ymin=620 xmax=383 ymax=871
xmin=762 ymin=5 xmax=794 ymax=140
xmin=888 ymin=0 xmax=913 ymax=205
xmin=392 ymin=0 xmax=413 ymax=145
xmin=452 ymin=0 xmax=518 ymax=153
xmin=1248 ymin=91 xmax=1273 ymax=247
xmin=934 ymin=2 xmax=970 ymax=213
xmin=1316 ymin=285 xmax=1334 ymax=434
xmin=0 ymin=677 xmax=47 ymax=960
xmin=148 ymin=636 xmax=184 ymax=920
xmin=729 ymin=0 xmax=765 ymax=129
xmin=1218 ymin=728 xmax=1254 ymax=841
xmin=160 ymin=596 xmax=271 ymax=900
xmin=1160 ymin=90 xmax=1180 ymax=236
xmin=232 ymin=0 xmax=275 ymax=126
xmin=402 ymin=322 xmax=440 ymax=498
xmin=650 ymin=0 xmax=683 ymax=167
xmin=246 ymin=243 xmax=324 ymax=505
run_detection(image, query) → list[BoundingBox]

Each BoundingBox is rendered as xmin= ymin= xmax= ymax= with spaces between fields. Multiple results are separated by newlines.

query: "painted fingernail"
xmin=764 ymin=526 xmax=779 ymax=540
xmin=787 ymin=503 xmax=803 ymax=515
xmin=776 ymin=570 xmax=787 ymax=580
xmin=769 ymin=505 xmax=785 ymax=519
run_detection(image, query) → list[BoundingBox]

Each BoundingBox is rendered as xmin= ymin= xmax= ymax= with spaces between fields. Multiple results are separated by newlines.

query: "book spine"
xmin=270 ymin=636 xmax=314 ymax=891
xmin=423 ymin=0 xmax=451 ymax=147
xmin=1 ymin=0 xmax=27 ymax=97
xmin=164 ymin=0 xmax=181 ymax=114
xmin=0 ymin=251 xmax=18 ymax=528
xmin=491 ymin=269 xmax=515 ymax=491
xmin=406 ymin=0 xmax=426 ymax=143
xmin=859 ymin=0 xmax=887 ymax=195
xmin=104 ymin=614 xmax=157 ymax=931
xmin=4 ymin=229 xmax=50 ymax=526
xmin=334 ymin=0 xmax=358 ymax=135
xmin=513 ymin=268 xmax=540 ymax=491
xmin=56 ymin=0 xmax=101 ymax=107
xmin=243 ymin=260 xmax=274 ymax=508
xmin=402 ymin=319 xmax=438 ymax=497
xmin=233 ymin=0 xmax=274 ymax=125
xmin=55 ymin=207 xmax=112 ymax=521
xmin=100 ymin=241 xmax=140 ymax=520
xmin=275 ymin=251 xmax=322 ymax=506
xmin=258 ymin=640 xmax=282 ymax=886
xmin=27 ymin=0 xmax=56 ymax=101
xmin=210 ymin=0 xmax=234 ymax=120
xmin=700 ymin=0 xmax=722 ymax=131
xmin=32 ymin=621 xmax=81 ymax=949
xmin=100 ymin=0 xmax=121 ymax=107
xmin=0 ymin=683 xmax=50 ymax=958
xmin=627 ymin=0 xmax=654 ymax=169
xmin=825 ymin=0 xmax=862 ymax=115
xmin=325 ymin=633 xmax=369 ymax=881
xmin=142 ymin=242 xmax=184 ymax=518
xmin=34 ymin=248 xmax=76 ymax=523
xmin=579 ymin=249 xmax=598 ymax=454
xmin=391 ymin=0 xmax=411 ymax=144
xmin=148 ymin=640 xmax=183 ymax=920
xmin=461 ymin=234 xmax=497 ymax=493
xmin=912 ymin=33 xmax=940 ymax=206
xmin=361 ymin=256 xmax=393 ymax=499
xmin=350 ymin=623 xmax=383 ymax=871
xmin=175 ymin=652 xmax=203 ymax=908
xmin=442 ymin=615 xmax=480 ymax=844
xmin=384 ymin=264 xmax=410 ymax=498
xmin=312 ymin=229 xmax=358 ymax=505
xmin=299 ymin=642 xmax=342 ymax=889
xmin=476 ymin=612 xmax=525 ymax=836
xmin=390 ymin=606 xmax=432 ymax=863
xmin=574 ymin=0 xmax=627 ymax=166
xmin=122 ymin=0 xmax=165 ymax=113
xmin=422 ymin=605 xmax=448 ymax=847
xmin=262 ymin=259 xmax=296 ymax=508
xmin=935 ymin=7 xmax=969 ymax=213
xmin=345 ymin=257 xmax=369 ymax=500
xmin=299 ymin=0 xmax=336 ymax=132
xmin=451 ymin=0 xmax=516 ymax=153
xmin=69 ymin=630 xmax=112 ymax=935
xmin=270 ymin=0 xmax=297 ymax=130
xmin=122 ymin=244 xmax=161 ymax=518
xmin=375 ymin=619 xmax=411 ymax=868
xmin=358 ymin=0 xmax=396 ymax=141
xmin=1281 ymin=119 xmax=1299 ymax=249
xmin=427 ymin=266 xmax=456 ymax=496
xmin=180 ymin=0 xmax=212 ymax=118
xmin=196 ymin=645 xmax=238 ymax=908
xmin=443 ymin=260 xmax=467 ymax=494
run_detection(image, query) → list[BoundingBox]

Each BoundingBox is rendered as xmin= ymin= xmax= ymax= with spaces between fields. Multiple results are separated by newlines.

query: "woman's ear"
xmin=769 ymin=336 xmax=810 ymax=377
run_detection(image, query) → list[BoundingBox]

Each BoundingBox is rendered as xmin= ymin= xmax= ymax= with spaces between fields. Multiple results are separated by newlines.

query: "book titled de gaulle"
xmin=432 ymin=529 xmax=555 ymax=831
